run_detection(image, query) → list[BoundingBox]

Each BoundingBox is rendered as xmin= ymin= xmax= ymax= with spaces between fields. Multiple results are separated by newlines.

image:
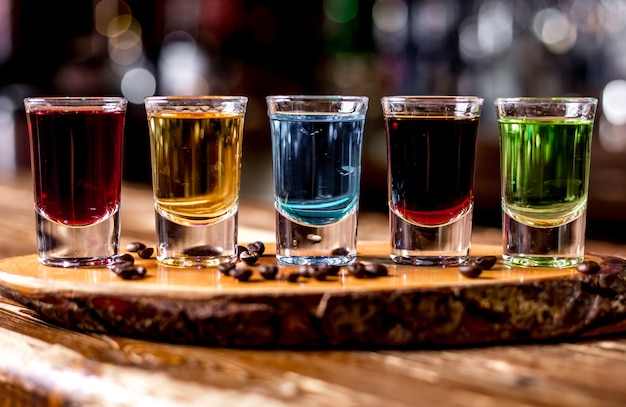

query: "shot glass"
xmin=24 ymin=97 xmax=127 ymax=267
xmin=144 ymin=96 xmax=248 ymax=267
xmin=266 ymin=95 xmax=368 ymax=266
xmin=381 ymin=96 xmax=484 ymax=266
xmin=495 ymin=97 xmax=598 ymax=268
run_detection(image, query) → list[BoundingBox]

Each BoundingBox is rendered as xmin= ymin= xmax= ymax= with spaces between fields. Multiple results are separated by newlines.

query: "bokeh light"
xmin=107 ymin=19 xmax=143 ymax=66
xmin=372 ymin=0 xmax=408 ymax=33
xmin=372 ymin=0 xmax=408 ymax=53
xmin=532 ymin=8 xmax=577 ymax=54
xmin=323 ymin=0 xmax=359 ymax=23
xmin=95 ymin=0 xmax=131 ymax=36
xmin=603 ymin=79 xmax=626 ymax=126
xmin=411 ymin=0 xmax=459 ymax=46
xmin=120 ymin=68 xmax=156 ymax=104
xmin=158 ymin=35 xmax=209 ymax=96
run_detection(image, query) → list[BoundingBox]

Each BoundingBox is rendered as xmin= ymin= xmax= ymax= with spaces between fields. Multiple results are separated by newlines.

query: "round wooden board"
xmin=0 ymin=241 xmax=625 ymax=349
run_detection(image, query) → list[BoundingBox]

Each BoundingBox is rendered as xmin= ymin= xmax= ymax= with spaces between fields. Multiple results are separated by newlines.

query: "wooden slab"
xmin=0 ymin=242 xmax=625 ymax=349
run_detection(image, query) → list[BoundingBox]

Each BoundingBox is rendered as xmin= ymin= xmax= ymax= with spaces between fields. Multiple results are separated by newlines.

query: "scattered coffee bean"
xmin=323 ymin=265 xmax=341 ymax=276
xmin=287 ymin=272 xmax=300 ymax=283
xmin=259 ymin=264 xmax=279 ymax=280
xmin=347 ymin=262 xmax=367 ymax=278
xmin=346 ymin=262 xmax=389 ymax=279
xmin=365 ymin=263 xmax=388 ymax=277
xmin=247 ymin=241 xmax=266 ymax=256
xmin=183 ymin=245 xmax=223 ymax=256
xmin=576 ymin=260 xmax=601 ymax=275
xmin=240 ymin=250 xmax=259 ymax=265
xmin=126 ymin=241 xmax=146 ymax=252
xmin=297 ymin=265 xmax=316 ymax=278
xmin=113 ymin=265 xmax=135 ymax=279
xmin=112 ymin=253 xmax=135 ymax=267
xmin=332 ymin=247 xmax=350 ymax=256
xmin=109 ymin=254 xmax=141 ymax=279
xmin=231 ymin=264 xmax=252 ymax=281
xmin=134 ymin=266 xmax=147 ymax=278
xmin=457 ymin=255 xmax=498 ymax=279
xmin=295 ymin=264 xmax=340 ymax=280
xmin=118 ymin=265 xmax=138 ymax=279
xmin=112 ymin=264 xmax=146 ymax=280
xmin=474 ymin=255 xmax=497 ymax=270
xmin=218 ymin=262 xmax=236 ymax=276
xmin=137 ymin=247 xmax=154 ymax=259
xmin=459 ymin=264 xmax=482 ymax=278
xmin=312 ymin=267 xmax=328 ymax=281
xmin=236 ymin=245 xmax=248 ymax=256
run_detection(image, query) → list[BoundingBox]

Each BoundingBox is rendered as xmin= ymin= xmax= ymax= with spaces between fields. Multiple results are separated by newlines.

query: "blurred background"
xmin=1 ymin=0 xmax=626 ymax=242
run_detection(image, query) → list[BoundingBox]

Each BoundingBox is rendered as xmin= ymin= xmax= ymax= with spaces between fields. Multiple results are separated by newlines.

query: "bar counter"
xmin=1 ymin=170 xmax=626 ymax=406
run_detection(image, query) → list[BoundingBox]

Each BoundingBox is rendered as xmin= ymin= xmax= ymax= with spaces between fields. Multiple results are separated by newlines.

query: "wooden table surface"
xmin=2 ymin=170 xmax=626 ymax=406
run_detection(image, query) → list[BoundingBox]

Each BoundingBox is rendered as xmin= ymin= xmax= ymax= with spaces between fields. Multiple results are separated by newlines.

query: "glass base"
xmin=155 ymin=209 xmax=238 ymax=268
xmin=275 ymin=206 xmax=358 ymax=266
xmin=502 ymin=211 xmax=586 ymax=268
xmin=35 ymin=208 xmax=120 ymax=268
xmin=389 ymin=208 xmax=472 ymax=266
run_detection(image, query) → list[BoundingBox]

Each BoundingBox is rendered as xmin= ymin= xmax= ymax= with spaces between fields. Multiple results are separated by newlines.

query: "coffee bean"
xmin=218 ymin=262 xmax=236 ymax=276
xmin=297 ymin=265 xmax=316 ymax=278
xmin=459 ymin=265 xmax=482 ymax=278
xmin=287 ymin=272 xmax=300 ymax=283
xmin=347 ymin=262 xmax=367 ymax=278
xmin=134 ymin=266 xmax=147 ymax=278
xmin=323 ymin=264 xmax=341 ymax=276
xmin=259 ymin=264 xmax=278 ymax=280
xmin=576 ymin=260 xmax=601 ymax=274
xmin=332 ymin=247 xmax=350 ymax=256
xmin=231 ymin=265 xmax=252 ymax=281
xmin=137 ymin=247 xmax=154 ymax=259
xmin=183 ymin=245 xmax=223 ymax=256
xmin=236 ymin=245 xmax=248 ymax=256
xmin=474 ymin=255 xmax=497 ymax=270
xmin=112 ymin=264 xmax=146 ymax=280
xmin=365 ymin=263 xmax=388 ymax=277
xmin=126 ymin=241 xmax=147 ymax=252
xmin=113 ymin=265 xmax=137 ymax=279
xmin=112 ymin=253 xmax=135 ymax=267
xmin=247 ymin=241 xmax=266 ymax=256
xmin=240 ymin=250 xmax=259 ymax=265
xmin=347 ymin=262 xmax=389 ymax=279
xmin=312 ymin=267 xmax=328 ymax=281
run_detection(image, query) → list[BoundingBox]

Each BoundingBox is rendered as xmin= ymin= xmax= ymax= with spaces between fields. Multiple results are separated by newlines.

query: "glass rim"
xmin=266 ymin=95 xmax=368 ymax=102
xmin=145 ymin=95 xmax=248 ymax=103
xmin=494 ymin=97 xmax=598 ymax=105
xmin=144 ymin=96 xmax=248 ymax=114
xmin=24 ymin=96 xmax=127 ymax=104
xmin=381 ymin=95 xmax=483 ymax=104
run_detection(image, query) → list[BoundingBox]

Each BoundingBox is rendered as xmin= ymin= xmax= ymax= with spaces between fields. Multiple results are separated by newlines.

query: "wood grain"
xmin=2 ymin=295 xmax=626 ymax=406
xmin=1 ymin=242 xmax=625 ymax=349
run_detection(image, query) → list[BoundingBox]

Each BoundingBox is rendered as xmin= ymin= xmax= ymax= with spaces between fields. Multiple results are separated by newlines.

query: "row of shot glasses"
xmin=23 ymin=95 xmax=597 ymax=269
